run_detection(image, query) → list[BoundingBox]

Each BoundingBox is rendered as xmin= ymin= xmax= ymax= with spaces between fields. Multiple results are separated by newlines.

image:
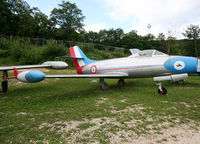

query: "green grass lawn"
xmin=0 ymin=69 xmax=200 ymax=143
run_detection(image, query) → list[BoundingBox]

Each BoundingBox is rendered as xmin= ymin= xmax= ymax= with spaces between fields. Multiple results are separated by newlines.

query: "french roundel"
xmin=174 ymin=61 xmax=185 ymax=70
xmin=90 ymin=65 xmax=97 ymax=74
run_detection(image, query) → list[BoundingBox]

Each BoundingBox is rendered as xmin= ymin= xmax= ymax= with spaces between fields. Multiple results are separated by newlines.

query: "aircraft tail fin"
xmin=69 ymin=46 xmax=96 ymax=67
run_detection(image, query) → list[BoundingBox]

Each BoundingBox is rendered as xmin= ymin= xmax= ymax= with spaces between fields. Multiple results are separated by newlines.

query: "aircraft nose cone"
xmin=25 ymin=71 xmax=46 ymax=83
xmin=164 ymin=56 xmax=197 ymax=73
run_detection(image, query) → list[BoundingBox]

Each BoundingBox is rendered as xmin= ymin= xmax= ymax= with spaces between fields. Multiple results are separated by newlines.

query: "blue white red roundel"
xmin=90 ymin=65 xmax=97 ymax=74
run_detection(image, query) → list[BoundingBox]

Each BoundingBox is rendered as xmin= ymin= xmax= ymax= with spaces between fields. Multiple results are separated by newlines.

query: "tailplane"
xmin=69 ymin=46 xmax=96 ymax=67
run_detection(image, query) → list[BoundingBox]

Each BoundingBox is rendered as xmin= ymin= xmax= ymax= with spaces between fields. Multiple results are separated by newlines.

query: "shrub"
xmin=0 ymin=38 xmax=12 ymax=57
xmin=42 ymin=40 xmax=66 ymax=60
xmin=20 ymin=45 xmax=43 ymax=64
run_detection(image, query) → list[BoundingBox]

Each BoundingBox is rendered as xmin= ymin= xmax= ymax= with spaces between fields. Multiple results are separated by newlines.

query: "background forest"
xmin=1 ymin=0 xmax=200 ymax=65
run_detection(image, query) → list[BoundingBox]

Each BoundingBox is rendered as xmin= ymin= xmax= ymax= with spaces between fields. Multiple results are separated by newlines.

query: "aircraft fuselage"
xmin=79 ymin=56 xmax=198 ymax=78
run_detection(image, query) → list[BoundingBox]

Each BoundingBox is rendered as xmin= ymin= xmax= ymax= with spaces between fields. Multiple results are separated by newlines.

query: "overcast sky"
xmin=25 ymin=0 xmax=200 ymax=38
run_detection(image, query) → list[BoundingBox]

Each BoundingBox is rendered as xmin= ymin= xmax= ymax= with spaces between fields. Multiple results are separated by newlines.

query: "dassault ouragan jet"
xmin=1 ymin=46 xmax=199 ymax=95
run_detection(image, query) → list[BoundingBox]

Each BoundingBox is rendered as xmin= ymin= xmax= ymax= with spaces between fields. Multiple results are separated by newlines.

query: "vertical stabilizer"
xmin=69 ymin=46 xmax=96 ymax=67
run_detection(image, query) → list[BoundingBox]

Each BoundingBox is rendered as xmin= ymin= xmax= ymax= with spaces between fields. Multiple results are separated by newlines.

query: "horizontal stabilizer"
xmin=56 ymin=56 xmax=83 ymax=59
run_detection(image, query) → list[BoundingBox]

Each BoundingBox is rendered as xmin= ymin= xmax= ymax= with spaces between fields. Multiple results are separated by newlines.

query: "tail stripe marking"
xmin=74 ymin=46 xmax=85 ymax=66
xmin=70 ymin=47 xmax=80 ymax=67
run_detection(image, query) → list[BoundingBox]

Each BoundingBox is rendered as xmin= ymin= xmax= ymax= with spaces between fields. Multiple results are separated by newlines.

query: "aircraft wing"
xmin=46 ymin=73 xmax=128 ymax=78
xmin=0 ymin=64 xmax=51 ymax=71
xmin=0 ymin=61 xmax=68 ymax=71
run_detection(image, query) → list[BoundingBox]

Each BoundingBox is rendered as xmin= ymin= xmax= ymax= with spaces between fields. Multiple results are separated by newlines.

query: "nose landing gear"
xmin=156 ymin=82 xmax=167 ymax=95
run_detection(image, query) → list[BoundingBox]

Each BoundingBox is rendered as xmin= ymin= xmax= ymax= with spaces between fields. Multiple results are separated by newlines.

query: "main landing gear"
xmin=155 ymin=82 xmax=167 ymax=95
xmin=177 ymin=80 xmax=184 ymax=85
xmin=99 ymin=78 xmax=126 ymax=90
xmin=1 ymin=71 xmax=8 ymax=93
xmin=118 ymin=79 xmax=125 ymax=88
xmin=100 ymin=78 xmax=109 ymax=90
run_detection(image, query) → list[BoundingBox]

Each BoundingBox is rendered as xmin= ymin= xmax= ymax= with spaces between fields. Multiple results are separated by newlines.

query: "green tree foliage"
xmin=120 ymin=30 xmax=143 ymax=49
xmin=99 ymin=28 xmax=124 ymax=47
xmin=42 ymin=40 xmax=66 ymax=60
xmin=0 ymin=39 xmax=66 ymax=64
xmin=32 ymin=8 xmax=54 ymax=38
xmin=182 ymin=24 xmax=200 ymax=56
xmin=50 ymin=1 xmax=85 ymax=40
xmin=0 ymin=0 xmax=52 ymax=37
xmin=157 ymin=33 xmax=167 ymax=52
xmin=0 ymin=0 xmax=13 ymax=35
xmin=84 ymin=31 xmax=100 ymax=43
xmin=1 ymin=0 xmax=200 ymax=58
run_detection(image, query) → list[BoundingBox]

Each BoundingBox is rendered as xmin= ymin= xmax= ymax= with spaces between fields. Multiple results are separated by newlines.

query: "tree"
xmin=50 ymin=1 xmax=85 ymax=40
xmin=98 ymin=28 xmax=124 ymax=46
xmin=0 ymin=0 xmax=13 ymax=35
xmin=32 ymin=7 xmax=54 ymax=38
xmin=183 ymin=24 xmax=200 ymax=57
xmin=84 ymin=31 xmax=100 ymax=43
xmin=0 ymin=0 xmax=38 ymax=36
xmin=157 ymin=33 xmax=166 ymax=52
xmin=121 ymin=30 xmax=143 ymax=49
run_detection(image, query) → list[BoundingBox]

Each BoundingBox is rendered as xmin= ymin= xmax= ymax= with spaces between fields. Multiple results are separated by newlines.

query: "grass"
xmin=0 ymin=69 xmax=200 ymax=143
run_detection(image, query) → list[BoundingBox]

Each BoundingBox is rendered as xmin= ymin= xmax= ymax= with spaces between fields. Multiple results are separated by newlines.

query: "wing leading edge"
xmin=46 ymin=72 xmax=128 ymax=78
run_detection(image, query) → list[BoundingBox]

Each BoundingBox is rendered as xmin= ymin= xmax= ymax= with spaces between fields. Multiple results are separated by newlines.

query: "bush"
xmin=42 ymin=40 xmax=66 ymax=60
xmin=20 ymin=46 xmax=43 ymax=64
xmin=9 ymin=39 xmax=32 ymax=61
xmin=0 ymin=38 xmax=12 ymax=57
xmin=0 ymin=38 xmax=128 ymax=65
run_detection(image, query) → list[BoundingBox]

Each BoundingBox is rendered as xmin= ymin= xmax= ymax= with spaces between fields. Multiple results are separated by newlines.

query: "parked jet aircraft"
xmin=1 ymin=46 xmax=199 ymax=95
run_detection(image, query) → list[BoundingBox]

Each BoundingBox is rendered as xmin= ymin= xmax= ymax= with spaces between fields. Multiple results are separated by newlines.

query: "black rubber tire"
xmin=158 ymin=87 xmax=167 ymax=95
xmin=1 ymin=81 xmax=8 ymax=93
xmin=118 ymin=79 xmax=125 ymax=88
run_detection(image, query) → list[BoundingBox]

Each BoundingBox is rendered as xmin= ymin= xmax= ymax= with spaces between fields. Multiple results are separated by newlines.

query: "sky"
xmin=25 ymin=0 xmax=200 ymax=38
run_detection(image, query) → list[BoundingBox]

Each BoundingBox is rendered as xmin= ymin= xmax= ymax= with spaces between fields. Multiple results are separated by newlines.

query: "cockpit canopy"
xmin=129 ymin=49 xmax=168 ymax=57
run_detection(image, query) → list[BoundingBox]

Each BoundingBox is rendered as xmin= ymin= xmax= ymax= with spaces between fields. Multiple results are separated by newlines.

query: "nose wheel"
xmin=156 ymin=82 xmax=167 ymax=95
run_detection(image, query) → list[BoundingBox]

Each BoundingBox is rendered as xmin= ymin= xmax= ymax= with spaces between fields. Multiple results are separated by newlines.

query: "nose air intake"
xmin=164 ymin=56 xmax=197 ymax=73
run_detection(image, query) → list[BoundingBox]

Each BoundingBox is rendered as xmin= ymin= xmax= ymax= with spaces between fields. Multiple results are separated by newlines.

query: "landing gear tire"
xmin=158 ymin=87 xmax=167 ymax=95
xmin=1 ymin=80 xmax=8 ymax=93
xmin=118 ymin=79 xmax=125 ymax=88
xmin=177 ymin=80 xmax=184 ymax=85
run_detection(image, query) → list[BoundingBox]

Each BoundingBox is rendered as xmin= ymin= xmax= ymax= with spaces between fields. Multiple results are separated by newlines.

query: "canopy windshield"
xmin=138 ymin=50 xmax=167 ymax=57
